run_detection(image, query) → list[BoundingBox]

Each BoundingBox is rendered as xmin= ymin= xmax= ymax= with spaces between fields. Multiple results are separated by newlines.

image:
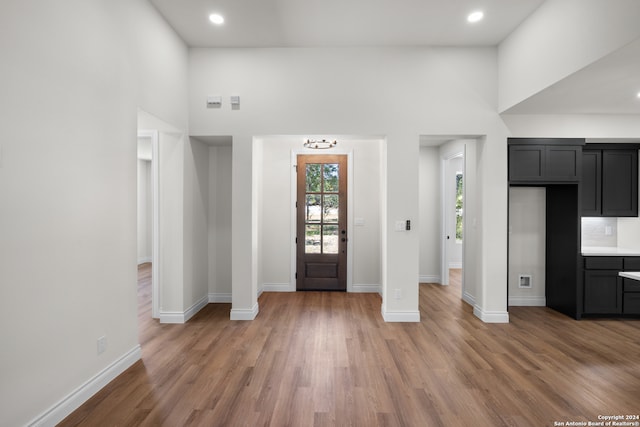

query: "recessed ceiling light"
xmin=209 ymin=13 xmax=224 ymax=25
xmin=467 ymin=11 xmax=484 ymax=23
xmin=637 ymin=91 xmax=640 ymax=98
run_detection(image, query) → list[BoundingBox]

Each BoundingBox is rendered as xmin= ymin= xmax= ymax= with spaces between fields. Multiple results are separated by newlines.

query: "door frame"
xmin=137 ymin=129 xmax=160 ymax=318
xmin=440 ymin=149 xmax=465 ymax=292
xmin=290 ymin=149 xmax=354 ymax=292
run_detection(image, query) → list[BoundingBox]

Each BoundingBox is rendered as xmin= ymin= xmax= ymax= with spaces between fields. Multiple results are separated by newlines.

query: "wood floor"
xmin=60 ymin=265 xmax=640 ymax=426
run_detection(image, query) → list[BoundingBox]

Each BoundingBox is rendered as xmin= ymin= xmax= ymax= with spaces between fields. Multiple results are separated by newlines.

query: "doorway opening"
xmin=443 ymin=152 xmax=464 ymax=287
xmin=419 ymin=135 xmax=480 ymax=306
xmin=137 ymin=130 xmax=159 ymax=318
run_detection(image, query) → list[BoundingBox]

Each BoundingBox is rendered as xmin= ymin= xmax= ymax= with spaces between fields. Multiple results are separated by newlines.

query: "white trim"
xmin=230 ymin=303 xmax=260 ymax=320
xmin=448 ymin=262 xmax=462 ymax=269
xmin=159 ymin=295 xmax=208 ymax=324
xmin=209 ymin=293 xmax=232 ymax=303
xmin=419 ymin=275 xmax=441 ymax=284
xmin=473 ymin=306 xmax=509 ymax=323
xmin=28 ymin=345 xmax=141 ymax=427
xmin=508 ymin=296 xmax=546 ymax=306
xmin=381 ymin=306 xmax=421 ymax=322
xmin=351 ymin=283 xmax=381 ymax=294
xmin=261 ymin=283 xmax=294 ymax=292
xmin=462 ymin=292 xmax=475 ymax=306
xmin=137 ymin=256 xmax=152 ymax=265
xmin=290 ymin=149 xmax=354 ymax=292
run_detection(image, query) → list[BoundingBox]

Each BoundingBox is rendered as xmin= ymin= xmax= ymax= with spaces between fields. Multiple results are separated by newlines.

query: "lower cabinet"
xmin=584 ymin=271 xmax=622 ymax=314
xmin=583 ymin=257 xmax=640 ymax=316
xmin=623 ymin=279 xmax=640 ymax=314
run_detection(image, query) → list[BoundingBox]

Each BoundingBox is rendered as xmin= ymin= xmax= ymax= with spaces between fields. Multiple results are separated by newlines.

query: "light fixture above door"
xmin=304 ymin=139 xmax=338 ymax=149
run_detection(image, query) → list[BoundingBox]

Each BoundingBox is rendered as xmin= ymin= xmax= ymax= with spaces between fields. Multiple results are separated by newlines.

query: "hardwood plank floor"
xmin=60 ymin=264 xmax=640 ymax=426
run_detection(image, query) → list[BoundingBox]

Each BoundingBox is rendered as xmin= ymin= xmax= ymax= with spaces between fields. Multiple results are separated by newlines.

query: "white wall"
xmin=137 ymin=159 xmax=152 ymax=263
xmin=188 ymin=47 xmax=510 ymax=322
xmin=508 ymin=187 xmax=546 ymax=306
xmin=258 ymin=137 xmax=382 ymax=292
xmin=183 ymin=138 xmax=210 ymax=312
xmin=498 ymin=0 xmax=640 ymax=112
xmin=0 ymin=0 xmax=188 ymax=425
xmin=418 ymin=146 xmax=440 ymax=283
xmin=208 ymin=145 xmax=233 ymax=300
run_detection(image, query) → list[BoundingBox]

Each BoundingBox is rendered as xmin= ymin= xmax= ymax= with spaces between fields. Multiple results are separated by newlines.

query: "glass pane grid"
xmin=304 ymin=162 xmax=341 ymax=254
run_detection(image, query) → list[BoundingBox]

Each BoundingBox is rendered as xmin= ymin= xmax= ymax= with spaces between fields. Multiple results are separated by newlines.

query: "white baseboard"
xmin=462 ymin=291 xmax=475 ymax=306
xmin=473 ymin=306 xmax=509 ymax=323
xmin=381 ymin=305 xmax=420 ymax=322
xmin=209 ymin=293 xmax=232 ymax=303
xmin=159 ymin=295 xmax=208 ymax=324
xmin=351 ymin=283 xmax=381 ymax=294
xmin=230 ymin=302 xmax=259 ymax=320
xmin=262 ymin=283 xmax=294 ymax=292
xmin=28 ymin=345 xmax=141 ymax=427
xmin=509 ymin=296 xmax=546 ymax=306
xmin=419 ymin=275 xmax=440 ymax=284
xmin=448 ymin=262 xmax=462 ymax=269
xmin=137 ymin=256 xmax=152 ymax=265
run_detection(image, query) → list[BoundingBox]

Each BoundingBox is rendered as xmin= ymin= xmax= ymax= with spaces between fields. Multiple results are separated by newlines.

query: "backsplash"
xmin=581 ymin=217 xmax=617 ymax=247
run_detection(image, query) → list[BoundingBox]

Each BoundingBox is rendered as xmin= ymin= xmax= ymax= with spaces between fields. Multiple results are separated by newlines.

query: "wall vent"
xmin=518 ymin=274 xmax=532 ymax=289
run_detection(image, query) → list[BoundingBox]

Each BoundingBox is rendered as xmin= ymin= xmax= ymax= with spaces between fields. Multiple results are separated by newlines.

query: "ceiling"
xmin=148 ymin=0 xmax=544 ymax=47
xmin=149 ymin=0 xmax=640 ymax=115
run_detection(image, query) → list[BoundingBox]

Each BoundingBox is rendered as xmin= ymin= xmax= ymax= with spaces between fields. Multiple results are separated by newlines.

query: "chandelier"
xmin=303 ymin=139 xmax=337 ymax=149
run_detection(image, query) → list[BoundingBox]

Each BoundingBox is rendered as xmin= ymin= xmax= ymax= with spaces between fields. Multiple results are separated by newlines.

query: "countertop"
xmin=581 ymin=246 xmax=640 ymax=256
xmin=619 ymin=271 xmax=640 ymax=281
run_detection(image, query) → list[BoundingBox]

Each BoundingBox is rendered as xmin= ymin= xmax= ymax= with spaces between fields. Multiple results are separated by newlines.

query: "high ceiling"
xmin=148 ymin=0 xmax=544 ymax=47
xmin=149 ymin=0 xmax=640 ymax=115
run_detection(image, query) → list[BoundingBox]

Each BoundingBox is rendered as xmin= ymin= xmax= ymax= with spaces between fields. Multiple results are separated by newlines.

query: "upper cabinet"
xmin=581 ymin=145 xmax=638 ymax=217
xmin=508 ymin=138 xmax=585 ymax=184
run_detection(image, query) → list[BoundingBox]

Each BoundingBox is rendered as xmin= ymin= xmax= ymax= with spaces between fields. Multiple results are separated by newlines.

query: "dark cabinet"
xmin=583 ymin=256 xmax=640 ymax=316
xmin=509 ymin=143 xmax=582 ymax=183
xmin=584 ymin=270 xmax=622 ymax=314
xmin=581 ymin=147 xmax=638 ymax=217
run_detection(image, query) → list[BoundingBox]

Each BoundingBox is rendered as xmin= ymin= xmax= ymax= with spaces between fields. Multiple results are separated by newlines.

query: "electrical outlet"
xmin=394 ymin=288 xmax=402 ymax=299
xmin=97 ymin=336 xmax=107 ymax=355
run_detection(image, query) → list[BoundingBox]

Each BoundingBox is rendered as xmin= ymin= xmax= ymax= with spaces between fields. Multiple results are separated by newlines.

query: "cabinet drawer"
xmin=623 ymin=293 xmax=640 ymax=314
xmin=584 ymin=257 xmax=623 ymax=270
xmin=624 ymin=257 xmax=640 ymax=270
xmin=623 ymin=278 xmax=640 ymax=292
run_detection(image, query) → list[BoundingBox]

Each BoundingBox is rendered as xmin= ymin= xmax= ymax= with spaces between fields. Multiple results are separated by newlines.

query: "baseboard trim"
xmin=381 ymin=306 xmax=421 ymax=322
xmin=509 ymin=296 xmax=546 ymax=306
xmin=462 ymin=291 xmax=475 ymax=306
xmin=28 ymin=345 xmax=141 ymax=427
xmin=137 ymin=256 xmax=152 ymax=265
xmin=351 ymin=283 xmax=381 ymax=294
xmin=209 ymin=293 xmax=232 ymax=303
xmin=419 ymin=275 xmax=440 ymax=284
xmin=159 ymin=295 xmax=208 ymax=324
xmin=262 ymin=283 xmax=294 ymax=292
xmin=473 ymin=306 xmax=509 ymax=323
xmin=230 ymin=302 xmax=259 ymax=321
xmin=448 ymin=262 xmax=462 ymax=269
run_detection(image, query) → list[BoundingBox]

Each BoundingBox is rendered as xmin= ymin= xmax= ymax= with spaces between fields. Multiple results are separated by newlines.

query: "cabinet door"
xmin=509 ymin=145 xmax=544 ymax=182
xmin=584 ymin=271 xmax=622 ymax=314
xmin=581 ymin=150 xmax=601 ymax=216
xmin=623 ymin=293 xmax=640 ymax=314
xmin=546 ymin=145 xmax=581 ymax=182
xmin=602 ymin=150 xmax=638 ymax=217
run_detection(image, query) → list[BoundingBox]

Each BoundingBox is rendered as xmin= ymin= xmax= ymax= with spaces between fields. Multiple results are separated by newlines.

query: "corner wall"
xmin=0 ymin=0 xmax=189 ymax=425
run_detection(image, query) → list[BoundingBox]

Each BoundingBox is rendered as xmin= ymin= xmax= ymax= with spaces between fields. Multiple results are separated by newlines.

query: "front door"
xmin=296 ymin=155 xmax=347 ymax=291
